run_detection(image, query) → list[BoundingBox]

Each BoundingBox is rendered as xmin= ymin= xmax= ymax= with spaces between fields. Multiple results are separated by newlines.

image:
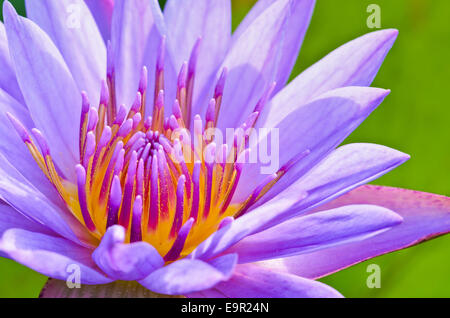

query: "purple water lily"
xmin=0 ymin=0 xmax=450 ymax=298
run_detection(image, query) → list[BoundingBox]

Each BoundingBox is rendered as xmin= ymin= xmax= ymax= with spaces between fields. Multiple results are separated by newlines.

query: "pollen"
xmin=7 ymin=37 xmax=305 ymax=262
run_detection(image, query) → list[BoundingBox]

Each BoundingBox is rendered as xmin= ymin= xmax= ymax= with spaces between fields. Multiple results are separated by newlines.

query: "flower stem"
xmin=39 ymin=278 xmax=183 ymax=298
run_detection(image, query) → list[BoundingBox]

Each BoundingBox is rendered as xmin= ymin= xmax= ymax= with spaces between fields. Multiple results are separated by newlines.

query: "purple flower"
xmin=0 ymin=0 xmax=449 ymax=298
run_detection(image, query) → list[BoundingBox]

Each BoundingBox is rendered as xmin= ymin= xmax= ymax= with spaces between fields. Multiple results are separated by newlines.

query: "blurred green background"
xmin=1 ymin=0 xmax=449 ymax=298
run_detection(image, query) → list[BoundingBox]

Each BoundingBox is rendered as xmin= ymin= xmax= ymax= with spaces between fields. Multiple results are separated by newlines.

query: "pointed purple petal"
xmin=0 ymin=152 xmax=95 ymax=246
xmin=235 ymin=86 xmax=392 ymax=203
xmin=3 ymin=2 xmax=80 ymax=180
xmin=196 ymin=264 xmax=343 ymax=298
xmin=214 ymin=0 xmax=294 ymax=129
xmin=0 ymin=202 xmax=55 ymax=237
xmin=258 ymin=186 xmax=450 ymax=279
xmin=228 ymin=204 xmax=402 ymax=263
xmin=260 ymin=29 xmax=398 ymax=127
xmin=0 ymin=23 xmax=24 ymax=104
xmin=245 ymin=143 xmax=409 ymax=232
xmin=164 ymin=0 xmax=232 ymax=115
xmin=85 ymin=0 xmax=114 ymax=41
xmin=0 ymin=228 xmax=111 ymax=284
xmin=111 ymin=0 xmax=167 ymax=109
xmin=233 ymin=0 xmax=315 ymax=94
xmin=273 ymin=143 xmax=410 ymax=215
xmin=0 ymin=89 xmax=64 ymax=205
xmin=26 ymin=0 xmax=106 ymax=107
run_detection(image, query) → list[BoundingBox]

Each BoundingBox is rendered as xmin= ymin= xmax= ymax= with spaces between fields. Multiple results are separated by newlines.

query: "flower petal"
xmin=85 ymin=0 xmax=114 ymax=41
xmin=0 ymin=228 xmax=111 ymax=284
xmin=0 ymin=202 xmax=54 ymax=238
xmin=0 ymin=23 xmax=24 ymax=104
xmin=213 ymin=0 xmax=298 ymax=129
xmin=232 ymin=0 xmax=315 ymax=94
xmin=260 ymin=29 xmax=398 ymax=128
xmin=111 ymin=0 xmax=166 ymax=109
xmin=142 ymin=10 xmax=178 ymax=118
xmin=193 ymin=264 xmax=343 ymax=298
xmin=258 ymin=186 xmax=450 ymax=279
xmin=0 ymin=151 xmax=94 ymax=246
xmin=259 ymin=143 xmax=410 ymax=221
xmin=232 ymin=0 xmax=280 ymax=39
xmin=139 ymin=254 xmax=237 ymax=295
xmin=234 ymin=86 xmax=391 ymax=203
xmin=164 ymin=0 xmax=231 ymax=113
xmin=26 ymin=0 xmax=106 ymax=107
xmin=3 ymin=1 xmax=80 ymax=180
xmin=0 ymin=89 xmax=62 ymax=205
xmin=92 ymin=225 xmax=164 ymax=281
xmin=228 ymin=204 xmax=402 ymax=263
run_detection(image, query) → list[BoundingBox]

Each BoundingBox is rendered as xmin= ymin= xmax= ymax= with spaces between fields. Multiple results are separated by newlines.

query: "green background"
xmin=1 ymin=0 xmax=449 ymax=297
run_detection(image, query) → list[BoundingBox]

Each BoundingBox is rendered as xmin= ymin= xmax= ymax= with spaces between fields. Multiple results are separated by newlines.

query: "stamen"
xmin=31 ymin=128 xmax=50 ymax=157
xmin=92 ymin=126 xmax=112 ymax=175
xmin=128 ymin=92 xmax=142 ymax=119
xmin=185 ymin=38 xmax=201 ymax=126
xmin=118 ymin=151 xmax=138 ymax=229
xmin=218 ymin=216 xmax=234 ymax=230
xmin=219 ymin=149 xmax=247 ymax=214
xmin=80 ymin=92 xmax=90 ymax=159
xmin=99 ymin=141 xmax=124 ymax=203
xmin=32 ymin=128 xmax=65 ymax=193
xmin=205 ymin=99 xmax=216 ymax=130
xmin=96 ymin=80 xmax=109 ymax=141
xmin=254 ymin=82 xmax=276 ymax=113
xmin=130 ymin=195 xmax=143 ymax=243
xmin=154 ymin=37 xmax=166 ymax=107
xmin=164 ymin=217 xmax=194 ymax=262
xmin=6 ymin=112 xmax=31 ymax=143
xmin=148 ymin=154 xmax=159 ymax=231
xmin=132 ymin=113 xmax=142 ymax=130
xmin=114 ymin=104 xmax=128 ymax=127
xmin=177 ymin=62 xmax=188 ymax=122
xmin=106 ymin=175 xmax=122 ymax=228
xmin=75 ymin=165 xmax=96 ymax=231
xmin=193 ymin=115 xmax=203 ymax=161
xmin=235 ymin=173 xmax=278 ymax=218
xmin=235 ymin=149 xmax=311 ymax=218
xmin=106 ymin=41 xmax=117 ymax=124
xmin=157 ymin=147 xmax=173 ymax=220
xmin=83 ymin=132 xmax=96 ymax=169
xmin=87 ymin=108 xmax=99 ymax=133
xmin=190 ymin=161 xmax=201 ymax=221
xmin=117 ymin=118 xmax=133 ymax=138
xmin=138 ymin=66 xmax=148 ymax=116
xmin=170 ymin=175 xmax=186 ymax=238
xmin=213 ymin=68 xmax=228 ymax=124
xmin=169 ymin=115 xmax=180 ymax=131
xmin=136 ymin=159 xmax=145 ymax=197
xmin=203 ymin=143 xmax=216 ymax=220
xmin=152 ymin=90 xmax=165 ymax=132
xmin=173 ymin=139 xmax=192 ymax=198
